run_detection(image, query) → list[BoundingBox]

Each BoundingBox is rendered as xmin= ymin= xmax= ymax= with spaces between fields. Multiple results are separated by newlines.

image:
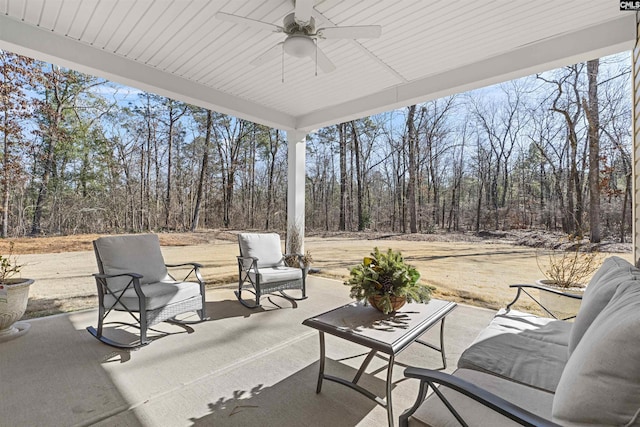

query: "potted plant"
xmin=535 ymin=237 xmax=601 ymax=318
xmin=0 ymin=242 xmax=34 ymax=342
xmin=344 ymin=247 xmax=433 ymax=314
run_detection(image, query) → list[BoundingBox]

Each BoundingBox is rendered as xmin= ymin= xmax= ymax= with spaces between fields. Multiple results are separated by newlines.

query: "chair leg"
xmin=279 ymin=290 xmax=308 ymax=301
xmin=196 ymin=308 xmax=208 ymax=321
xmin=96 ymin=304 xmax=105 ymax=338
xmin=139 ymin=315 xmax=148 ymax=347
xmin=235 ymin=285 xmax=262 ymax=309
xmin=87 ymin=324 xmax=150 ymax=349
xmin=280 ymin=279 xmax=307 ymax=301
xmin=87 ymin=302 xmax=151 ymax=349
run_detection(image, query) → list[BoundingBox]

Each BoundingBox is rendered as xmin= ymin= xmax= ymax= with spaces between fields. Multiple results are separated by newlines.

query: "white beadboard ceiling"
xmin=0 ymin=0 xmax=635 ymax=132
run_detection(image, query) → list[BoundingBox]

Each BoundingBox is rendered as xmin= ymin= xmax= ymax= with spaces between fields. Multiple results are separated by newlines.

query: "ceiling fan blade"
xmin=314 ymin=46 xmax=336 ymax=73
xmin=318 ymin=25 xmax=382 ymax=39
xmin=250 ymin=43 xmax=284 ymax=66
xmin=294 ymin=0 xmax=314 ymax=25
xmin=216 ymin=12 xmax=283 ymax=33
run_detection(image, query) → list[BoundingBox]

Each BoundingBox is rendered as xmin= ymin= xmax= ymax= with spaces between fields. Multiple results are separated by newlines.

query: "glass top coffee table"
xmin=302 ymin=299 xmax=457 ymax=427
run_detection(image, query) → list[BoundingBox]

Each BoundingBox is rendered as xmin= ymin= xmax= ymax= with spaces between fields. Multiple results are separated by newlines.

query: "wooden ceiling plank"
xmin=22 ymin=0 xmax=44 ymax=23
xmin=102 ymin=0 xmax=153 ymax=53
xmin=52 ymin=0 xmax=81 ymax=35
xmin=38 ymin=0 xmax=64 ymax=29
xmin=80 ymin=0 xmax=120 ymax=44
xmin=92 ymin=0 xmax=136 ymax=48
xmin=118 ymin=0 xmax=173 ymax=57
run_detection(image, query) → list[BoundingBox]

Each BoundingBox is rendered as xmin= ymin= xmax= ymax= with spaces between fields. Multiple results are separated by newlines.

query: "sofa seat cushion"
xmin=457 ymin=309 xmax=569 ymax=392
xmin=250 ymin=266 xmax=302 ymax=284
xmin=104 ymin=280 xmax=202 ymax=311
xmin=410 ymin=368 xmax=554 ymax=427
xmin=490 ymin=309 xmax=573 ymax=346
xmin=552 ymin=280 xmax=640 ymax=426
xmin=568 ymin=256 xmax=639 ymax=354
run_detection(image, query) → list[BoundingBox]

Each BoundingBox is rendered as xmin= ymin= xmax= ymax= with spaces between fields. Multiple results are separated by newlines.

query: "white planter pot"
xmin=535 ymin=279 xmax=584 ymax=320
xmin=0 ymin=278 xmax=34 ymax=342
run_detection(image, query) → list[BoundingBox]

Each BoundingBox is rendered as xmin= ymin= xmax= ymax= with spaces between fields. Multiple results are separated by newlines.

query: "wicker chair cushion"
xmin=95 ymin=234 xmax=171 ymax=292
xmin=238 ymin=233 xmax=285 ymax=268
xmin=103 ymin=280 xmax=202 ymax=311
xmin=249 ymin=266 xmax=302 ymax=284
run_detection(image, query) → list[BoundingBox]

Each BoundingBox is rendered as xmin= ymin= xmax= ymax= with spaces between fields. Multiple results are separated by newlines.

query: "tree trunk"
xmin=32 ymin=71 xmax=65 ymax=235
xmin=586 ymin=59 xmax=601 ymax=243
xmin=191 ymin=110 xmax=212 ymax=231
xmin=339 ymin=123 xmax=347 ymax=231
xmin=1 ymin=104 xmax=9 ymax=238
xmin=351 ymin=121 xmax=365 ymax=231
xmin=265 ymin=129 xmax=279 ymax=229
xmin=406 ymin=105 xmax=418 ymax=233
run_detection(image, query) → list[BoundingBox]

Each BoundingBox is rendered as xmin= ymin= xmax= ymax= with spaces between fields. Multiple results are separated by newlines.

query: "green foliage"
xmin=344 ymin=247 xmax=434 ymax=314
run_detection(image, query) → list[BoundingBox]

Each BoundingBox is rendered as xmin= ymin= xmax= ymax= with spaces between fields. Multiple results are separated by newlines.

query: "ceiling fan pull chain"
xmin=282 ymin=45 xmax=285 ymax=83
xmin=315 ymin=39 xmax=318 ymax=77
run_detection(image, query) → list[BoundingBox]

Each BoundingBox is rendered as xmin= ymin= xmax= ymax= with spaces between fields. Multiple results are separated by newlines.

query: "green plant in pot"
xmin=0 ymin=242 xmax=34 ymax=342
xmin=344 ymin=247 xmax=433 ymax=314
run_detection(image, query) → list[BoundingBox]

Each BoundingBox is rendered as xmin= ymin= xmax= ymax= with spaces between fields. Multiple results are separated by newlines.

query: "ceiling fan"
xmin=215 ymin=0 xmax=382 ymax=75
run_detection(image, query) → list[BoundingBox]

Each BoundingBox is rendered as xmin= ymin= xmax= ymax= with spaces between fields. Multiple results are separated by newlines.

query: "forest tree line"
xmin=0 ymin=51 xmax=632 ymax=242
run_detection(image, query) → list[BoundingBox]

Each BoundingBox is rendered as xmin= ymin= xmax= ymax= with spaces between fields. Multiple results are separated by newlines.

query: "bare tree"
xmin=405 ymin=105 xmax=418 ymax=233
xmin=160 ymin=99 xmax=188 ymax=229
xmin=539 ymin=65 xmax=587 ymax=237
xmin=264 ymin=128 xmax=282 ymax=229
xmin=338 ymin=123 xmax=348 ymax=231
xmin=0 ymin=51 xmax=33 ymax=237
xmin=584 ymin=59 xmax=601 ymax=242
xmin=191 ymin=109 xmax=212 ymax=231
xmin=350 ymin=121 xmax=365 ymax=231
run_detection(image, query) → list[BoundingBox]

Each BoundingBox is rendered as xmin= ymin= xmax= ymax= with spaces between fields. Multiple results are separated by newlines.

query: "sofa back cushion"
xmin=552 ymin=280 xmax=640 ymax=426
xmin=238 ymin=233 xmax=285 ymax=268
xmin=568 ymin=256 xmax=638 ymax=354
xmin=94 ymin=234 xmax=170 ymax=292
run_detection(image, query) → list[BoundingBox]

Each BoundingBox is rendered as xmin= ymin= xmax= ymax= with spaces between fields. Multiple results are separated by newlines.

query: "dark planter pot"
xmin=368 ymin=294 xmax=407 ymax=314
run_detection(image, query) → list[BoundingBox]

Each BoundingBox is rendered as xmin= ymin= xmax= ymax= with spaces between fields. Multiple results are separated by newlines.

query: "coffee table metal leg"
xmin=440 ymin=317 xmax=447 ymax=369
xmin=386 ymin=353 xmax=396 ymax=427
xmin=415 ymin=317 xmax=448 ymax=369
xmin=316 ymin=332 xmax=325 ymax=393
xmin=353 ymin=349 xmax=377 ymax=384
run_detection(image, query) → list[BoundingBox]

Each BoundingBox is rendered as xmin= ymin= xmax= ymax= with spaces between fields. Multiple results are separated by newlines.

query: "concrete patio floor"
xmin=1 ymin=277 xmax=494 ymax=427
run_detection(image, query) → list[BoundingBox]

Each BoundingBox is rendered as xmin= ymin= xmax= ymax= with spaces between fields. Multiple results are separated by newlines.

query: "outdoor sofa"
xmin=400 ymin=256 xmax=640 ymax=426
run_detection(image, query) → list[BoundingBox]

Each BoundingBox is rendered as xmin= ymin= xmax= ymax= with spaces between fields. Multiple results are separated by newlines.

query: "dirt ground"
xmin=3 ymin=229 xmax=633 ymax=319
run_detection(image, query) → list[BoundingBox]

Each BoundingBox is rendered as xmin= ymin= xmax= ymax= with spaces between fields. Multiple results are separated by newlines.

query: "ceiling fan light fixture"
xmin=283 ymin=35 xmax=315 ymax=58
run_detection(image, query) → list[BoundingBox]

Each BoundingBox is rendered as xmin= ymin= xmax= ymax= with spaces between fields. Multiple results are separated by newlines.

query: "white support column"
xmin=286 ymin=130 xmax=307 ymax=253
xmin=633 ymin=13 xmax=640 ymax=266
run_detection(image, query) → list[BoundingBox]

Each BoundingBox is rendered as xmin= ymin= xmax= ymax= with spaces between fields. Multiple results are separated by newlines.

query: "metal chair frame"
xmin=88 ymin=240 xmax=208 ymax=349
xmin=236 ymin=252 xmax=307 ymax=308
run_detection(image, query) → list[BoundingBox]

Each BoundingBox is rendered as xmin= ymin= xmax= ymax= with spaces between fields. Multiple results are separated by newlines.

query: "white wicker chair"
xmin=236 ymin=233 xmax=307 ymax=308
xmin=88 ymin=234 xmax=208 ymax=348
